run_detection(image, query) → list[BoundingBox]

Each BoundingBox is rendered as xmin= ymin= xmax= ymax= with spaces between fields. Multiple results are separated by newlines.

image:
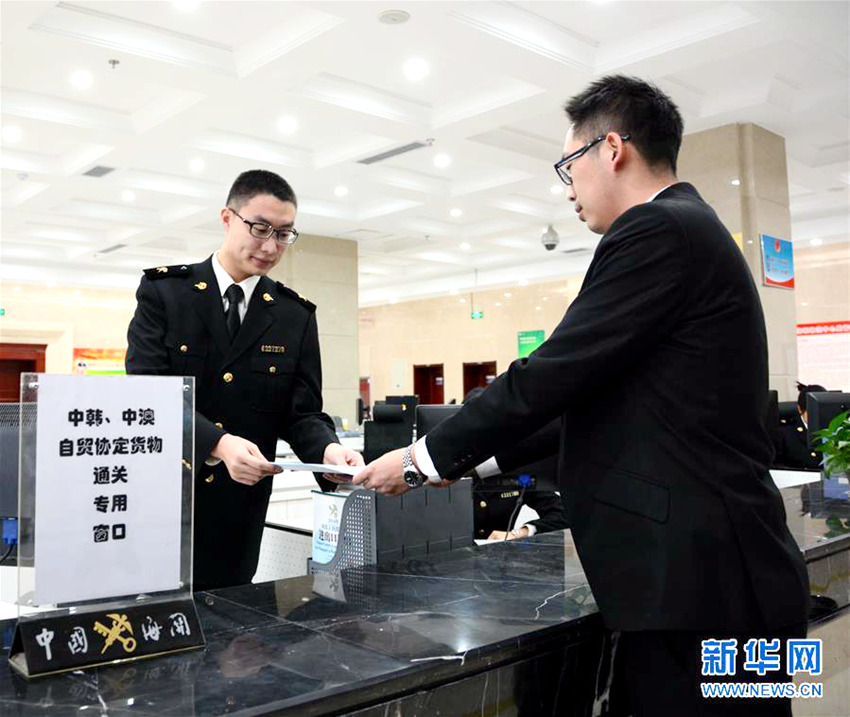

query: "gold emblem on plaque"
xmin=156 ymin=267 xmax=168 ymax=273
xmin=93 ymin=613 xmax=137 ymax=654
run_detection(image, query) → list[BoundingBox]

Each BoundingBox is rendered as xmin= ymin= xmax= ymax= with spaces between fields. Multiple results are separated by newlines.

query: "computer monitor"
xmin=807 ymin=392 xmax=849 ymax=441
xmin=415 ymin=404 xmax=461 ymax=439
xmin=0 ymin=403 xmax=22 ymax=518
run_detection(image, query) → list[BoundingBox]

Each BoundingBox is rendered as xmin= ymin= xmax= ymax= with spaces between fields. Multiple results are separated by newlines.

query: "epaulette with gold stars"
xmin=275 ymin=282 xmax=316 ymax=312
xmin=143 ymin=264 xmax=191 ymax=280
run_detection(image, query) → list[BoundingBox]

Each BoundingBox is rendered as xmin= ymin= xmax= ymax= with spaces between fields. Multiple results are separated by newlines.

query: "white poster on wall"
xmin=33 ymin=375 xmax=184 ymax=605
xmin=797 ymin=321 xmax=850 ymax=391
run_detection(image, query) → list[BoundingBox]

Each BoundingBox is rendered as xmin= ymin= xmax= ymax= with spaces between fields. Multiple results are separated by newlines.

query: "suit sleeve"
xmin=125 ymin=276 xmax=224 ymax=470
xmin=525 ymin=492 xmax=570 ymax=533
xmin=425 ymin=204 xmax=689 ymax=480
xmin=280 ymin=311 xmax=338 ymax=468
xmin=494 ymin=419 xmax=561 ymax=472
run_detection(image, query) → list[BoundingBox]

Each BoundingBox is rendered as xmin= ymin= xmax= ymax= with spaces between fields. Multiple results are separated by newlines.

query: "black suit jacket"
xmin=425 ymin=183 xmax=809 ymax=632
xmin=775 ymin=413 xmax=821 ymax=470
xmin=126 ymin=257 xmax=337 ymax=588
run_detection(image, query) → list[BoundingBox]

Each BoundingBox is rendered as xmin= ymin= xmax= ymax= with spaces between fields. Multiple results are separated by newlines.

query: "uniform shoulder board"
xmin=275 ymin=282 xmax=316 ymax=312
xmin=143 ymin=264 xmax=191 ymax=280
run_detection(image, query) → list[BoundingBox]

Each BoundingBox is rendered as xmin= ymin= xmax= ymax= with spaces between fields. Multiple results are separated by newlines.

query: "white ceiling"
xmin=1 ymin=1 xmax=848 ymax=306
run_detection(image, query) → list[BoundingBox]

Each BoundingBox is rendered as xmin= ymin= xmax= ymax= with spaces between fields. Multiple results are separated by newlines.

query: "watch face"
xmin=403 ymin=470 xmax=424 ymax=488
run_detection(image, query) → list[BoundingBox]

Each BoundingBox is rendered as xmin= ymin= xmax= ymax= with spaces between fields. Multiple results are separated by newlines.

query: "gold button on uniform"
xmin=479 ymin=500 xmax=487 ymax=509
xmin=269 ymin=366 xmax=277 ymax=374
xmin=223 ymin=372 xmax=233 ymax=383
xmin=215 ymin=422 xmax=223 ymax=429
xmin=797 ymin=426 xmax=804 ymax=433
xmin=180 ymin=344 xmax=188 ymax=353
xmin=205 ymin=475 xmax=214 ymax=483
xmin=811 ymin=452 xmax=817 ymax=458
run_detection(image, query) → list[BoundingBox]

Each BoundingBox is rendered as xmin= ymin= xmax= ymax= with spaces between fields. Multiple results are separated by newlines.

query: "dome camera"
xmin=541 ymin=224 xmax=560 ymax=251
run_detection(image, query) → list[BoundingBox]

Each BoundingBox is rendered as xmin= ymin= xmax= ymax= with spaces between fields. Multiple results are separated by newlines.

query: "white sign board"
xmin=312 ymin=490 xmax=347 ymax=564
xmin=34 ymin=375 xmax=184 ymax=605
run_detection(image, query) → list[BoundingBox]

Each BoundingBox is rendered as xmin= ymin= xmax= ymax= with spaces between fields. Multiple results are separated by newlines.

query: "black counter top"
xmin=0 ymin=482 xmax=847 ymax=715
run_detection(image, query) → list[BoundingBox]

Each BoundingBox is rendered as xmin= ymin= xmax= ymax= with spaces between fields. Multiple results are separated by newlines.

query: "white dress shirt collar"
xmin=211 ymin=251 xmax=261 ymax=309
xmin=646 ymin=184 xmax=674 ymax=203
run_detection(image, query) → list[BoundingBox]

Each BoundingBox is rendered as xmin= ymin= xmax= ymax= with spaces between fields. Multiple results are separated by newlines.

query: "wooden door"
xmin=0 ymin=343 xmax=46 ymax=402
xmin=413 ymin=364 xmax=445 ymax=404
xmin=462 ymin=361 xmax=497 ymax=399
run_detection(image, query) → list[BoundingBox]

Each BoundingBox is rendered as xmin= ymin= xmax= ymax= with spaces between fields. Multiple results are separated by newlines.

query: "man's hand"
xmin=352 ymin=448 xmax=409 ymax=495
xmin=211 ymin=434 xmax=281 ymax=486
xmin=322 ymin=442 xmax=365 ymax=484
xmin=487 ymin=526 xmax=530 ymax=541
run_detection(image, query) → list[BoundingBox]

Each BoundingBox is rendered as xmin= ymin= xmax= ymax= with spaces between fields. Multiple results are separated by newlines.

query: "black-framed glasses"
xmin=228 ymin=208 xmax=299 ymax=246
xmin=554 ymin=133 xmax=631 ymax=186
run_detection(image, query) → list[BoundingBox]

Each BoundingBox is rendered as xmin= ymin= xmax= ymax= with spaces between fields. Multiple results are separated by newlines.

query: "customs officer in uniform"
xmin=126 ymin=169 xmax=362 ymax=590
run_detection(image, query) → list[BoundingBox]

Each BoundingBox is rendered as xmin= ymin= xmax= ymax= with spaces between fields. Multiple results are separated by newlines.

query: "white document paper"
xmin=34 ymin=375 xmax=184 ymax=605
xmin=274 ymin=460 xmax=362 ymax=477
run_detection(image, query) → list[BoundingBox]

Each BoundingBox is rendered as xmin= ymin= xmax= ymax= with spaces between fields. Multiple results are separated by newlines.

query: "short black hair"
xmin=564 ymin=75 xmax=684 ymax=174
xmin=225 ymin=169 xmax=297 ymax=210
xmin=796 ymin=381 xmax=827 ymax=413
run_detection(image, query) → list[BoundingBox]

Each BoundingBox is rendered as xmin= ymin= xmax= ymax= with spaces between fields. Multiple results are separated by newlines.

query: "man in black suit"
xmin=126 ymin=169 xmax=362 ymax=590
xmin=355 ymin=76 xmax=809 ymax=715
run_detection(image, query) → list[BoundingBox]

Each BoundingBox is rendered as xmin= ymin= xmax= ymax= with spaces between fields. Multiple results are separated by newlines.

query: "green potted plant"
xmin=812 ymin=410 xmax=850 ymax=479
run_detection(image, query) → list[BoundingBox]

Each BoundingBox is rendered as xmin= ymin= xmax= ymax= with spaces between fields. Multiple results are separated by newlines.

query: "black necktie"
xmin=224 ymin=284 xmax=244 ymax=341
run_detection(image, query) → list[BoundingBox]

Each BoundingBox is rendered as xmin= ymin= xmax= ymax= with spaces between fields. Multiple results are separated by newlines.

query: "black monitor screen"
xmin=415 ymin=404 xmax=462 ymax=438
xmin=808 ymin=392 xmax=849 ymax=442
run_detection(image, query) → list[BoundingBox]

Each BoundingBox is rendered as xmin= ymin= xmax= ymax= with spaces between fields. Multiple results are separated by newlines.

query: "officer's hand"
xmin=352 ymin=448 xmax=409 ymax=496
xmin=212 ymin=434 xmax=281 ymax=486
xmin=322 ymin=442 xmax=365 ymax=484
xmin=487 ymin=526 xmax=530 ymax=541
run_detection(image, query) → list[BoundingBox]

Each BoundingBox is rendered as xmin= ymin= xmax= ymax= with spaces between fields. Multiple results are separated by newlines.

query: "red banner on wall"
xmin=796 ymin=321 xmax=850 ymax=391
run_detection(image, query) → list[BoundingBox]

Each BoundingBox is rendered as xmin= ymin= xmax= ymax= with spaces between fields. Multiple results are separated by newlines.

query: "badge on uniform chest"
xmin=260 ymin=345 xmax=286 ymax=354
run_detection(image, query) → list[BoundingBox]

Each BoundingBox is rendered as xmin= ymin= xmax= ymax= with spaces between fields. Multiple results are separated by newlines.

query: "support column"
xmin=678 ymin=123 xmax=798 ymax=399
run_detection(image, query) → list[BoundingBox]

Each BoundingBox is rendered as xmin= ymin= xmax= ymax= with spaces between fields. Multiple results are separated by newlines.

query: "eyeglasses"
xmin=554 ymin=133 xmax=631 ymax=186
xmin=228 ymin=208 xmax=299 ymax=246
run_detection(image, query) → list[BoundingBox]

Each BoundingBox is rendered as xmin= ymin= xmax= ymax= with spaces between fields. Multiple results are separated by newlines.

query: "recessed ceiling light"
xmin=277 ymin=115 xmax=298 ymax=135
xmin=543 ymin=297 xmax=548 ymax=301
xmin=809 ymin=238 xmax=823 ymax=246
xmin=122 ymin=190 xmax=136 ymax=202
xmin=172 ymin=0 xmax=200 ymax=11
xmin=459 ymin=298 xmax=466 ymax=303
xmin=731 ymin=179 xmax=741 ymax=186
xmin=70 ymin=69 xmax=93 ymax=89
xmin=801 ymin=302 xmax=809 ymax=307
xmin=550 ymin=184 xmax=563 ymax=195
xmin=449 ymin=289 xmax=459 ymax=295
xmin=2 ymin=125 xmax=22 ymax=143
xmin=334 ymin=185 xmax=349 ymax=197
xmin=518 ymin=279 xmax=529 ymax=286
xmin=389 ymin=297 xmax=398 ymax=304
xmin=450 ymin=208 xmax=463 ymax=218
xmin=434 ymin=153 xmax=452 ymax=169
xmin=504 ymin=292 xmax=511 ymax=298
xmin=378 ymin=9 xmax=410 ymax=24
xmin=189 ymin=157 xmax=205 ymax=172
xmin=13 ymin=286 xmax=21 ymax=292
xmin=535 ymin=306 xmax=542 ymax=311
xmin=403 ymin=57 xmax=430 ymax=82
xmin=495 ymin=302 xmax=502 ymax=307
xmin=74 ymin=290 xmax=82 ymax=296
xmin=459 ymin=242 xmax=471 ymax=251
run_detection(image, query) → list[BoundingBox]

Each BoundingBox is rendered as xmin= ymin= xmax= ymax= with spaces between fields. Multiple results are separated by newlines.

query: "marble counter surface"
xmin=0 ymin=482 xmax=847 ymax=715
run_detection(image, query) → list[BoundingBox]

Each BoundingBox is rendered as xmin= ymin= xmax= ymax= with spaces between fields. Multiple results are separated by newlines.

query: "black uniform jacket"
xmin=425 ymin=183 xmax=809 ymax=633
xmin=776 ymin=413 xmax=821 ymax=470
xmin=126 ymin=256 xmax=337 ymax=588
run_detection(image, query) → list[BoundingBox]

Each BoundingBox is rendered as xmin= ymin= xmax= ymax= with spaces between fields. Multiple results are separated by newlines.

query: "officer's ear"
xmin=220 ymin=207 xmax=232 ymax=230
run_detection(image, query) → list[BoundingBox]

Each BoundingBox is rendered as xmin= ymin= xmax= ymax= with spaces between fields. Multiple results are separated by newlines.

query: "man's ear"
xmin=220 ymin=207 xmax=231 ymax=229
xmin=607 ymin=133 xmax=626 ymax=171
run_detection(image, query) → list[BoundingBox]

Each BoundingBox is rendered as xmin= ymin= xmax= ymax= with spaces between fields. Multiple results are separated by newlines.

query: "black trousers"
xmin=609 ymin=623 xmax=808 ymax=717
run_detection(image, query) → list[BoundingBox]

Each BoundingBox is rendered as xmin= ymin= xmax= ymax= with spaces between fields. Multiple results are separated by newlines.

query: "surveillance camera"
xmin=541 ymin=224 xmax=559 ymax=251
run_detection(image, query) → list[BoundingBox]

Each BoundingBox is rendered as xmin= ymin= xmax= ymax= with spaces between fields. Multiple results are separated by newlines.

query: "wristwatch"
xmin=402 ymin=445 xmax=427 ymax=489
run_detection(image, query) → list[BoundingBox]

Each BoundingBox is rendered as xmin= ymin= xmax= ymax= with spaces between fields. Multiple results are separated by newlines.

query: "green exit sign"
xmin=470 ymin=310 xmax=483 ymax=320
xmin=0 ymin=308 xmax=5 ymax=316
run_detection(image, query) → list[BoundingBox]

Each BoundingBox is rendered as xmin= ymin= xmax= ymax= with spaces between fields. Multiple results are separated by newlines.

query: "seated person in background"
xmin=464 ymin=387 xmax=569 ymax=540
xmin=776 ymin=381 xmax=826 ymax=470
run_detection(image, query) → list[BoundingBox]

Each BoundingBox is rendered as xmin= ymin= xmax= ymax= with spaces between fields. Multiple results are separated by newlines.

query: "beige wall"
xmin=795 ymin=243 xmax=850 ymax=324
xmin=0 ymin=233 xmax=359 ymax=423
xmin=359 ymin=276 xmax=585 ymax=403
